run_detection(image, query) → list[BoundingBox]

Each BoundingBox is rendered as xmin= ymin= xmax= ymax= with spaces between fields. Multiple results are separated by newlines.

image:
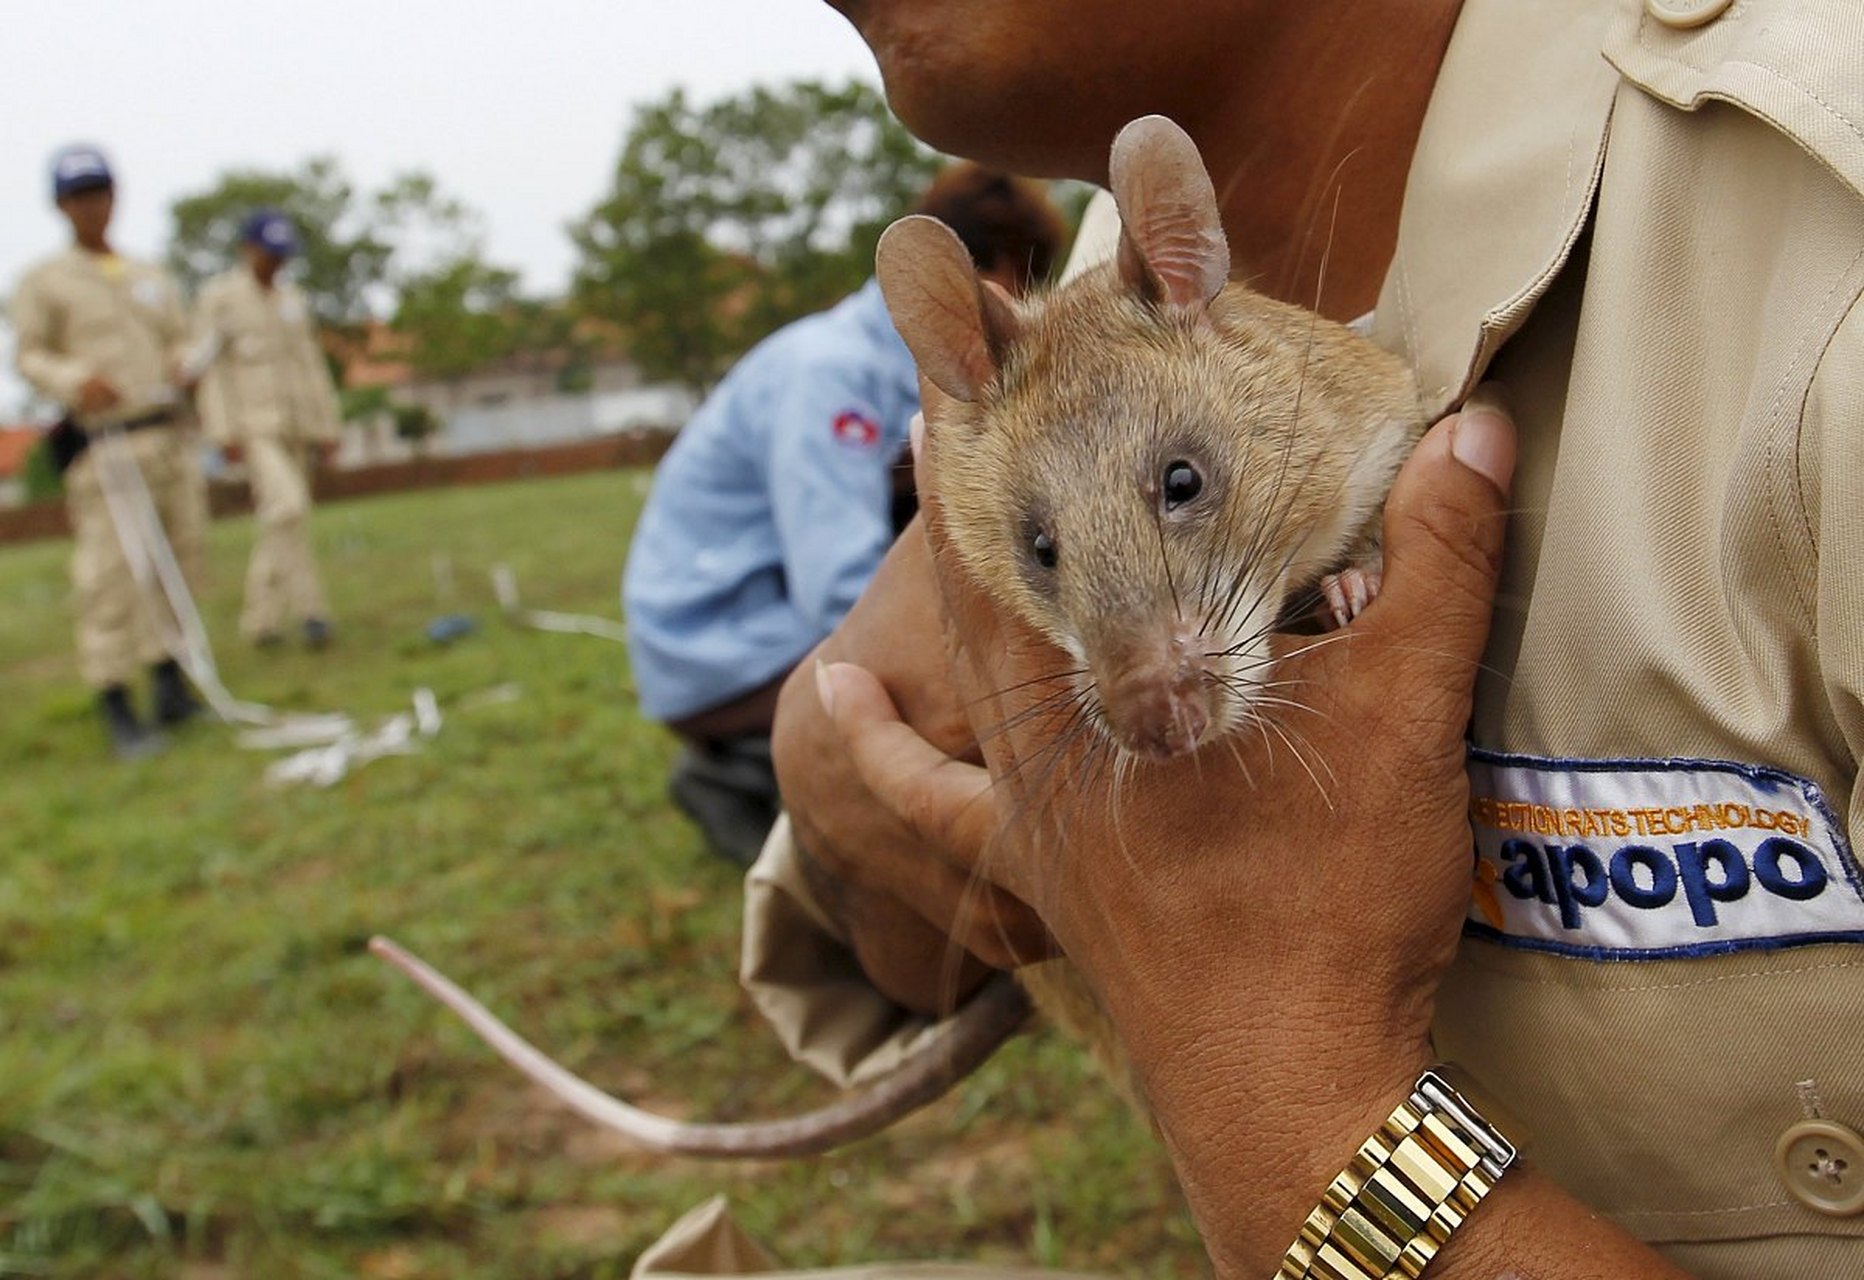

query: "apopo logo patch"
xmin=1464 ymin=748 xmax=1864 ymax=960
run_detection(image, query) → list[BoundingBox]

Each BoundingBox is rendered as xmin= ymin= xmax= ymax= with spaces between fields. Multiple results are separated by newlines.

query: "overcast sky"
xmin=1 ymin=0 xmax=883 ymax=416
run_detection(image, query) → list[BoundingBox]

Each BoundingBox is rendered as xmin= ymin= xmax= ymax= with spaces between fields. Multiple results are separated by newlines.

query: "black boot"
xmin=667 ymin=737 xmax=781 ymax=869
xmin=150 ymin=658 xmax=204 ymax=727
xmin=99 ymin=684 xmax=165 ymax=760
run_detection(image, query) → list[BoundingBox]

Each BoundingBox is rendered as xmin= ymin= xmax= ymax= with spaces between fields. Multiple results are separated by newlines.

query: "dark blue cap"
xmin=51 ymin=145 xmax=113 ymax=199
xmin=241 ymin=208 xmax=300 ymax=258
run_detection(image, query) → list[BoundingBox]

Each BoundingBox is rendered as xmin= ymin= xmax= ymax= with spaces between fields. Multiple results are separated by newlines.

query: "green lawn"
xmin=0 ymin=471 xmax=1200 ymax=1279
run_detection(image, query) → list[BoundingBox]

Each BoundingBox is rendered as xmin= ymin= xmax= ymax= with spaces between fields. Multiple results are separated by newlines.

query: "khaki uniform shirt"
xmin=701 ymin=0 xmax=1864 ymax=1275
xmin=193 ymin=269 xmax=341 ymax=447
xmin=10 ymin=247 xmax=190 ymax=426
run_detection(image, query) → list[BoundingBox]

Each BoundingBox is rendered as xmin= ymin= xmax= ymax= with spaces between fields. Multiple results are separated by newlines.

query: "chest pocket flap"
xmin=1604 ymin=0 xmax=1864 ymax=203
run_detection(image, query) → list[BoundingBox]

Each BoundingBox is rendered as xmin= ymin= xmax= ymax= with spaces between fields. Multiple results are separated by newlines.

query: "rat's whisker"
xmin=1371 ymin=641 xmax=1519 ymax=688
xmin=991 ymin=688 xmax=1113 ymax=827
xmin=979 ymin=683 xmax=1098 ymax=745
xmin=1220 ymin=629 xmax=1355 ymax=668
xmin=1151 ymin=503 xmax=1185 ymax=625
xmin=1220 ymin=731 xmax=1258 ymax=791
xmin=1259 ymin=710 xmax=1337 ymax=809
xmin=1238 ymin=693 xmax=1339 ymax=729
xmin=1106 ymin=750 xmax=1145 ymax=882
xmin=975 ymin=667 xmax=1091 ymax=706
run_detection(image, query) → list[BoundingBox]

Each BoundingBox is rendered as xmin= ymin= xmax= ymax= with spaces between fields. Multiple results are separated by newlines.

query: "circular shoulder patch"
xmin=831 ymin=407 xmax=882 ymax=449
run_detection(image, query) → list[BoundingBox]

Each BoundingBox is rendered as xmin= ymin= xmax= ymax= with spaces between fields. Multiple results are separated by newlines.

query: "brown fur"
xmin=931 ymin=270 xmax=1422 ymax=1110
xmin=936 ymin=263 xmax=1421 ymax=706
xmin=881 ymin=116 xmax=1428 ymax=1106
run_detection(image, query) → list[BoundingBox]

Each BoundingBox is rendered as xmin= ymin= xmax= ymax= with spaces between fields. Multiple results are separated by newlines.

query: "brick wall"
xmin=0 ymin=431 xmax=672 ymax=546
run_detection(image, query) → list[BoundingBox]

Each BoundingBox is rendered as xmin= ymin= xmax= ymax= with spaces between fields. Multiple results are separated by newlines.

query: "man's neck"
xmin=1190 ymin=4 xmax=1463 ymax=321
xmin=74 ymin=235 xmax=112 ymax=256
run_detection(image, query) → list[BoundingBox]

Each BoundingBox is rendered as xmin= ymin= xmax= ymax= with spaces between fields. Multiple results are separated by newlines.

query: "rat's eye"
xmin=1163 ymin=460 xmax=1203 ymax=509
xmin=1031 ymin=528 xmax=1058 ymax=569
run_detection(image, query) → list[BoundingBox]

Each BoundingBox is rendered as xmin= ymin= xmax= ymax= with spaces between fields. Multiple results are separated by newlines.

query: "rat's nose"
xmin=1102 ymin=665 xmax=1211 ymax=760
xmin=1159 ymin=697 xmax=1209 ymax=758
xmin=1163 ymin=700 xmax=1207 ymax=752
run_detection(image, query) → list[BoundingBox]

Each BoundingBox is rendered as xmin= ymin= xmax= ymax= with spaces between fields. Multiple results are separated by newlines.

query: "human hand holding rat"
xmin=818 ymin=385 xmax=1526 ymax=1274
xmin=770 ymin=501 xmax=1054 ymax=1016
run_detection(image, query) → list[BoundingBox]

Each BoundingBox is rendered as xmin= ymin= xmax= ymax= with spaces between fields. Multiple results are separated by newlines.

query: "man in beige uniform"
xmin=621 ymin=0 xmax=1864 ymax=1276
xmin=12 ymin=145 xmax=206 ymax=759
xmin=194 ymin=209 xmax=340 ymax=649
xmin=690 ymin=0 xmax=1864 ymax=1272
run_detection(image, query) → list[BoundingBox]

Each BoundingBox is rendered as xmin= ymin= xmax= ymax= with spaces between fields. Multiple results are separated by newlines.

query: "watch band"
xmin=1277 ymin=1067 xmax=1518 ymax=1279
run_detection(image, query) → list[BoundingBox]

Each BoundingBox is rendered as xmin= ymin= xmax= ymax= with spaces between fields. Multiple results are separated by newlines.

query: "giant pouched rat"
xmin=371 ymin=114 xmax=1427 ymax=1159
xmin=883 ymin=114 xmax=1424 ymax=763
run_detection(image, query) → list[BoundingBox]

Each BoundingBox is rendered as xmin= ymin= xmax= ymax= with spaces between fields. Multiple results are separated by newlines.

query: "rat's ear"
xmin=1109 ymin=115 xmax=1230 ymax=314
xmin=876 ymin=215 xmax=1019 ymax=403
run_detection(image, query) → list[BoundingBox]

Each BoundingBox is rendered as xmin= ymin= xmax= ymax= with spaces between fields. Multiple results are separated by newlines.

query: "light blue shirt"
xmin=623 ymin=279 xmax=920 ymax=722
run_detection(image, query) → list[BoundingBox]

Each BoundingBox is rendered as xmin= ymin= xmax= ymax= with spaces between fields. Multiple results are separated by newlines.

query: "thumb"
xmin=1358 ymin=384 xmax=1516 ymax=694
xmin=817 ymin=660 xmax=1001 ymax=871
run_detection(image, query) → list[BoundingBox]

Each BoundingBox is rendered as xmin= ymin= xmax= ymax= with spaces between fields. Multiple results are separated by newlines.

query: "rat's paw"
xmin=1319 ymin=566 xmax=1383 ymax=629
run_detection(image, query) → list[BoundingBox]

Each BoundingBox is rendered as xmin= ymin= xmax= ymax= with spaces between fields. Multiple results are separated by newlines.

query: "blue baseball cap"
xmin=50 ymin=145 xmax=113 ymax=200
xmin=242 ymin=208 xmax=300 ymax=258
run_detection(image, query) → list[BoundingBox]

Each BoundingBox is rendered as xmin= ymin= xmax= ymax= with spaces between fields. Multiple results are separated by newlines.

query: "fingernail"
xmin=1452 ymin=382 xmax=1516 ymax=493
xmin=1465 ymin=380 xmax=1512 ymax=421
xmin=814 ymin=659 xmax=838 ymax=718
xmin=909 ymin=412 xmax=926 ymax=466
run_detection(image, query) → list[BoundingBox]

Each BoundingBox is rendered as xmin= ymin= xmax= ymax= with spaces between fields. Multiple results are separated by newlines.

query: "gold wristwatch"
xmin=1277 ymin=1066 xmax=1519 ymax=1279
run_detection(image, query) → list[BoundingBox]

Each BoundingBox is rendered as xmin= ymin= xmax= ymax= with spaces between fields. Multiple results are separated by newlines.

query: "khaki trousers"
xmin=240 ymin=437 xmax=328 ymax=640
xmin=64 ymin=427 xmax=207 ymax=689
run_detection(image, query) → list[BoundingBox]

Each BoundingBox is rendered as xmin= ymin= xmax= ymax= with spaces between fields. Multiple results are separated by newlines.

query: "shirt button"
xmin=1645 ymin=0 xmax=1734 ymax=28
xmin=1774 ymin=1120 xmax=1864 ymax=1217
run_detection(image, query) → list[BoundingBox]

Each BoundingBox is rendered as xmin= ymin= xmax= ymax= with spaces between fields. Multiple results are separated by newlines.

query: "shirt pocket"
xmin=1437 ymin=939 xmax=1864 ymax=1259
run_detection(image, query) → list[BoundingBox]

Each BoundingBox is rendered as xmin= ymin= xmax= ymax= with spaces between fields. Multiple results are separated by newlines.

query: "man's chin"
xmin=820 ymin=0 xmax=869 ymax=26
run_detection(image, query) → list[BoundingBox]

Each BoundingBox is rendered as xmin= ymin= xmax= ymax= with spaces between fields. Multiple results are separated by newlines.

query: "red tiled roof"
xmin=325 ymin=322 xmax=413 ymax=390
xmin=325 ymin=318 xmax=632 ymax=390
xmin=0 ymin=426 xmax=43 ymax=479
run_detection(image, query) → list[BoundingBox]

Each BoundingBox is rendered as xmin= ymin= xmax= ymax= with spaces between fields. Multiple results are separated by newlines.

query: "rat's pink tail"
xmin=369 ymin=935 xmax=1031 ymax=1158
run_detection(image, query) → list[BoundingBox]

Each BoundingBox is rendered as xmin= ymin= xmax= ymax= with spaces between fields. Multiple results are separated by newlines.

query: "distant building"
xmin=332 ymin=320 xmax=694 ymax=464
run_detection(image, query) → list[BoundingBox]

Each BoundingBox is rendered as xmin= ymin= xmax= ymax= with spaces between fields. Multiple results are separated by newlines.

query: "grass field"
xmin=0 ymin=471 xmax=1201 ymax=1279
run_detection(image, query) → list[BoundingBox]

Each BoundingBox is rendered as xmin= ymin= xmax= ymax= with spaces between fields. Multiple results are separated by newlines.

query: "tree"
xmin=572 ymin=79 xmax=943 ymax=391
xmin=503 ymin=299 xmax=595 ymax=393
xmin=391 ymin=403 xmax=441 ymax=456
xmin=168 ymin=158 xmax=479 ymax=330
xmin=338 ymin=384 xmax=393 ymax=424
xmin=390 ymin=256 xmax=522 ymax=387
